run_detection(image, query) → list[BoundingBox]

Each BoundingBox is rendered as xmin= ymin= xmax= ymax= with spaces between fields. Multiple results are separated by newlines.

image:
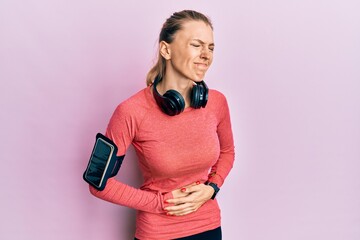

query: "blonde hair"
xmin=146 ymin=10 xmax=213 ymax=86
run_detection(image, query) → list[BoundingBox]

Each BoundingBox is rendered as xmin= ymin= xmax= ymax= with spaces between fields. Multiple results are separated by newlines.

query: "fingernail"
xmin=166 ymin=212 xmax=171 ymax=216
xmin=164 ymin=200 xmax=168 ymax=203
xmin=196 ymin=181 xmax=201 ymax=185
xmin=181 ymin=188 xmax=186 ymax=192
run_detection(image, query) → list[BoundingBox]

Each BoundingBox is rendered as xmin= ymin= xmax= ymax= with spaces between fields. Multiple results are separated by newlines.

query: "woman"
xmin=89 ymin=10 xmax=235 ymax=240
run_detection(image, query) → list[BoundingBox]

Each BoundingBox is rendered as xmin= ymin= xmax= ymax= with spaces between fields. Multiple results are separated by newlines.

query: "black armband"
xmin=83 ymin=133 xmax=124 ymax=191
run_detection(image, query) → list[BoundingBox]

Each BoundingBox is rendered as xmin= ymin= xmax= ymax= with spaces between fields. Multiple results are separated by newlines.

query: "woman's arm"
xmin=88 ymin=102 xmax=172 ymax=213
xmin=89 ymin=178 xmax=172 ymax=213
xmin=207 ymin=94 xmax=235 ymax=187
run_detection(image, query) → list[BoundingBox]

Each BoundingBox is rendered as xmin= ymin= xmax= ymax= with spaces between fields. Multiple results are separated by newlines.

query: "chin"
xmin=194 ymin=75 xmax=206 ymax=82
xmin=183 ymin=71 xmax=207 ymax=82
xmin=188 ymin=73 xmax=206 ymax=82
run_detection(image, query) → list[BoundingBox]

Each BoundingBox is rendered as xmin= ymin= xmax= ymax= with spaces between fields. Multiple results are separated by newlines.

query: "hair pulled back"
xmin=146 ymin=10 xmax=213 ymax=86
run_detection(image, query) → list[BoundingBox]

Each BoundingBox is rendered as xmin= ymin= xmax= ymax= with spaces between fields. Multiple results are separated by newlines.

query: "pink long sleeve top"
xmin=89 ymin=86 xmax=235 ymax=240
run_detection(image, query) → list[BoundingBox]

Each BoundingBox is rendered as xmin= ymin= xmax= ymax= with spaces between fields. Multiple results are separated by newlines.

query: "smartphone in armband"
xmin=83 ymin=133 xmax=124 ymax=191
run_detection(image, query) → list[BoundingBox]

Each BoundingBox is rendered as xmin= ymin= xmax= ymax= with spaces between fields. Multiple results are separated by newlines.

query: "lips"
xmin=194 ymin=62 xmax=209 ymax=70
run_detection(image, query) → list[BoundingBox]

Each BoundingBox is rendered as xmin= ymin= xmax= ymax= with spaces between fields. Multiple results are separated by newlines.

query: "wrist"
xmin=205 ymin=181 xmax=220 ymax=200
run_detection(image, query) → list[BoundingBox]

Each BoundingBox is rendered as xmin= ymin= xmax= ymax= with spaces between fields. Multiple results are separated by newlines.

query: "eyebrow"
xmin=192 ymin=39 xmax=215 ymax=46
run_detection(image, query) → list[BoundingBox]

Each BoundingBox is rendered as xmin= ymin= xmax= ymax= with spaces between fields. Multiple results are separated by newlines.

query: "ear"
xmin=159 ymin=41 xmax=171 ymax=60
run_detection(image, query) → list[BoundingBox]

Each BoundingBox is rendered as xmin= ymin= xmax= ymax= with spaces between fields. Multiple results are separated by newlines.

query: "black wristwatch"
xmin=205 ymin=181 xmax=220 ymax=200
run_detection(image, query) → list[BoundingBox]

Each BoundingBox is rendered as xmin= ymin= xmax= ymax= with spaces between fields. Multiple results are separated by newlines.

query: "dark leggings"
xmin=134 ymin=226 xmax=222 ymax=240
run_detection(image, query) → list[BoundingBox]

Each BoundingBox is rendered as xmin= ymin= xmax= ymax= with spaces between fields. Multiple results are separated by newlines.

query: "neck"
xmin=157 ymin=75 xmax=194 ymax=108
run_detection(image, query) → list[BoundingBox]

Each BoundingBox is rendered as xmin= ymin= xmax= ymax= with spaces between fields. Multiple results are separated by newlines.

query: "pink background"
xmin=1 ymin=1 xmax=359 ymax=239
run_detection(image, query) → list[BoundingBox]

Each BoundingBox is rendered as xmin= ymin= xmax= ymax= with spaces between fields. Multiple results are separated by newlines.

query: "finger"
xmin=164 ymin=202 xmax=192 ymax=212
xmin=181 ymin=181 xmax=202 ymax=191
xmin=172 ymin=209 xmax=195 ymax=216
xmin=169 ymin=181 xmax=203 ymax=201
xmin=166 ymin=194 xmax=195 ymax=205
xmin=173 ymin=181 xmax=201 ymax=195
xmin=171 ymin=189 xmax=191 ymax=199
xmin=176 ymin=208 xmax=198 ymax=216
xmin=166 ymin=197 xmax=185 ymax=205
xmin=165 ymin=202 xmax=202 ymax=214
xmin=183 ymin=181 xmax=200 ymax=188
xmin=185 ymin=184 xmax=203 ymax=193
xmin=167 ymin=205 xmax=196 ymax=216
xmin=167 ymin=204 xmax=201 ymax=216
xmin=166 ymin=199 xmax=208 ymax=215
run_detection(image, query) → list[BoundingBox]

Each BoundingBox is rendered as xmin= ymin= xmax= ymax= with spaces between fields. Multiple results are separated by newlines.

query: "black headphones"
xmin=152 ymin=75 xmax=209 ymax=116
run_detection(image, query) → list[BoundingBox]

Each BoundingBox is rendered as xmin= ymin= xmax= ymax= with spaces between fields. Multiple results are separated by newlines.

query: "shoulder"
xmin=111 ymin=87 xmax=150 ymax=121
xmin=208 ymin=89 xmax=228 ymax=106
xmin=208 ymin=89 xmax=226 ymax=99
xmin=206 ymin=89 xmax=231 ymax=121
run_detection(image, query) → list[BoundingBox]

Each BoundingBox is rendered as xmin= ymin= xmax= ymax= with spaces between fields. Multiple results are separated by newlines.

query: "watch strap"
xmin=206 ymin=181 xmax=220 ymax=200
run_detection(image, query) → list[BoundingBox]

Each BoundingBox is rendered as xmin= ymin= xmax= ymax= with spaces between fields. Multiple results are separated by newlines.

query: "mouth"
xmin=194 ymin=62 xmax=209 ymax=70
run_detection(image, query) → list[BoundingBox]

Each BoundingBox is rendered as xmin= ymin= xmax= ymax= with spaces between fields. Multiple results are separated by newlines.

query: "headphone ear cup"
xmin=191 ymin=84 xmax=201 ymax=108
xmin=200 ymin=81 xmax=209 ymax=108
xmin=191 ymin=84 xmax=207 ymax=109
xmin=163 ymin=90 xmax=185 ymax=116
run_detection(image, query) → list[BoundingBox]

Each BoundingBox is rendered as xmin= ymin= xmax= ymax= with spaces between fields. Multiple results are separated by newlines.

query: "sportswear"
xmin=89 ymin=85 xmax=235 ymax=240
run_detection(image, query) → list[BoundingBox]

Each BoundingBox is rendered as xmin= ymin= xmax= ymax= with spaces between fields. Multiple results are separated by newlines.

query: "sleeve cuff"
xmin=207 ymin=173 xmax=224 ymax=187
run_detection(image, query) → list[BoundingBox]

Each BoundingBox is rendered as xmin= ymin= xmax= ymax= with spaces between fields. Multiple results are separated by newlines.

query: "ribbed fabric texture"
xmin=89 ymin=86 xmax=235 ymax=240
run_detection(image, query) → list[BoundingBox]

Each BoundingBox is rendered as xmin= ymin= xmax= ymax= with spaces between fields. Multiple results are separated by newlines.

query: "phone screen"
xmin=84 ymin=138 xmax=115 ymax=188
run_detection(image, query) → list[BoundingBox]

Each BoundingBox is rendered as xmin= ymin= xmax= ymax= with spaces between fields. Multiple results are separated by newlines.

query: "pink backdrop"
xmin=1 ymin=1 xmax=359 ymax=239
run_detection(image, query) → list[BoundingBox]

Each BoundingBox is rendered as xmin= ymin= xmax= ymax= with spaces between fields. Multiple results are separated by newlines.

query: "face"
xmin=161 ymin=20 xmax=214 ymax=82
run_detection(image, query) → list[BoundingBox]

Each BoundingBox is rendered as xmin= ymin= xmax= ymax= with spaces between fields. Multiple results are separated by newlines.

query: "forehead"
xmin=174 ymin=20 xmax=214 ymax=43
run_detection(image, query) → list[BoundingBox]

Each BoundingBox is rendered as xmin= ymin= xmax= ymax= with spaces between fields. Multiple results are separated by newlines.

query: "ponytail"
xmin=146 ymin=53 xmax=166 ymax=86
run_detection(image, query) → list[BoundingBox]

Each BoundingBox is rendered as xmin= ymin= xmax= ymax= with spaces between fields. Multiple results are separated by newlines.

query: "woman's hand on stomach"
xmin=164 ymin=182 xmax=214 ymax=216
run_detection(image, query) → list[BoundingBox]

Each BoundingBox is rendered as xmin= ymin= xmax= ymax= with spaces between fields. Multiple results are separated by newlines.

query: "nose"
xmin=200 ymin=48 xmax=211 ymax=60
